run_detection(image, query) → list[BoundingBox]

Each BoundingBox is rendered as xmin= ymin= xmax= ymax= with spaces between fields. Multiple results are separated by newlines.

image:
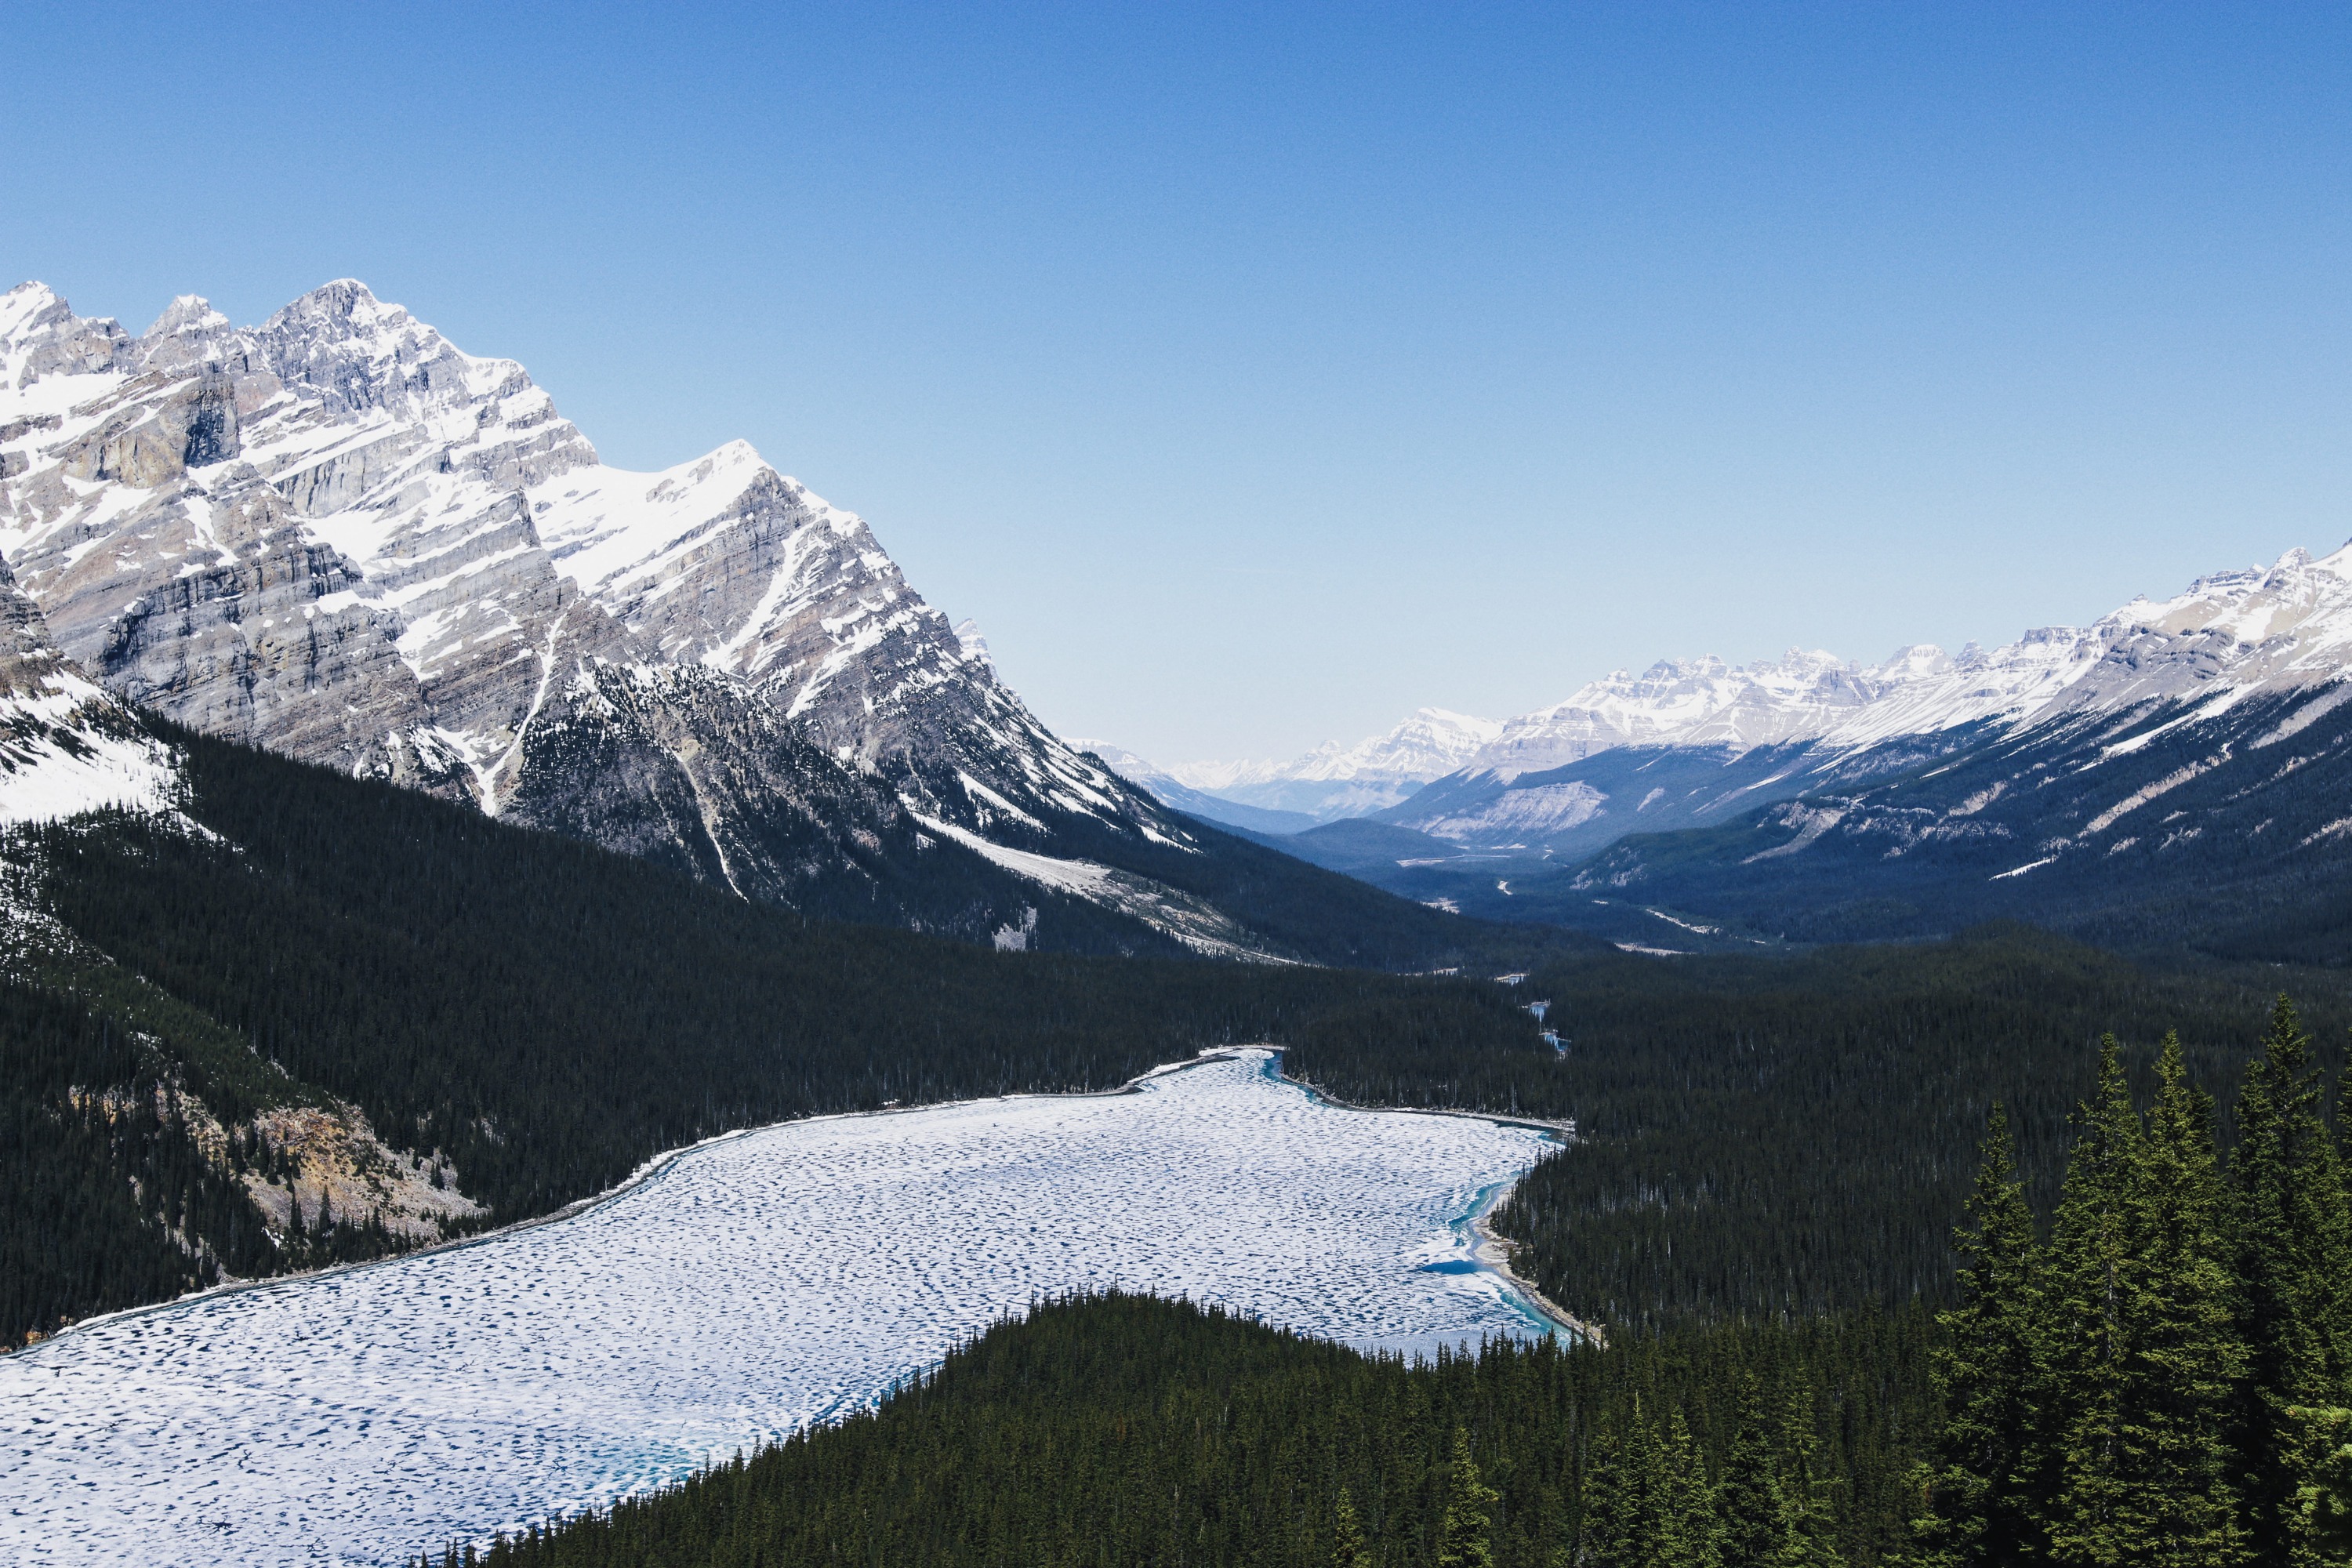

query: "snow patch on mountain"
xmin=1130 ymin=708 xmax=1504 ymax=823
xmin=1413 ymin=779 xmax=1607 ymax=844
xmin=0 ymin=666 xmax=178 ymax=826
xmin=0 ymin=550 xmax=177 ymax=826
xmin=911 ymin=810 xmax=1286 ymax=962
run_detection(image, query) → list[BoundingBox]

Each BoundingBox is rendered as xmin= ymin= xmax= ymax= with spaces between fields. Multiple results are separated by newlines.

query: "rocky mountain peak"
xmin=0 ymin=278 xmax=1196 ymax=944
xmin=144 ymin=295 xmax=230 ymax=338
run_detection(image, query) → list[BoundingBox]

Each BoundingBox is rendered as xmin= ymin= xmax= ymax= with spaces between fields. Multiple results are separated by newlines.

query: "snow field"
xmin=0 ymin=1051 xmax=1557 ymax=1566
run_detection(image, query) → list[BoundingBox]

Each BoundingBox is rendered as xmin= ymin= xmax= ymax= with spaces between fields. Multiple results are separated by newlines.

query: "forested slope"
xmin=1288 ymin=927 xmax=2351 ymax=1331
xmin=440 ymin=988 xmax=2352 ymax=1568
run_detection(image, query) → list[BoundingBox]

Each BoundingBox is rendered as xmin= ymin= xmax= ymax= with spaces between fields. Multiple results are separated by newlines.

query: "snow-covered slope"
xmin=0 ymin=553 xmax=176 ymax=825
xmin=1120 ymin=708 xmax=1503 ymax=823
xmin=0 ymin=280 xmax=1244 ymax=949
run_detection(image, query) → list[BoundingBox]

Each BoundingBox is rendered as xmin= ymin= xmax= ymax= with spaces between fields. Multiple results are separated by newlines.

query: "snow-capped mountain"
xmin=0 ymin=280 xmax=1290 ymax=952
xmin=1116 ymin=708 xmax=1503 ymax=823
xmin=1305 ymin=542 xmax=2352 ymax=959
xmin=1374 ymin=545 xmax=2352 ymax=851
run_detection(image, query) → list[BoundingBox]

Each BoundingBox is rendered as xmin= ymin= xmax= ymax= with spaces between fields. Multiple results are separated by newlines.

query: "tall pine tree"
xmin=1657 ymin=1408 xmax=1724 ymax=1568
xmin=1722 ymin=1378 xmax=1799 ymax=1568
xmin=1580 ymin=1406 xmax=1660 ymax=1568
xmin=1779 ymin=1387 xmax=1846 ymax=1568
xmin=2041 ymin=1035 xmax=2142 ymax=1566
xmin=2229 ymin=996 xmax=2351 ymax=1568
xmin=1918 ymin=1102 xmax=2045 ymax=1568
xmin=1437 ymin=1426 xmax=1500 ymax=1568
xmin=2111 ymin=1033 xmax=2243 ymax=1566
xmin=1331 ymin=1487 xmax=1373 ymax=1568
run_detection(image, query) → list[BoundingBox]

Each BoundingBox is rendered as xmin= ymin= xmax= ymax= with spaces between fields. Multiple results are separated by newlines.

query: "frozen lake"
xmin=0 ymin=1050 xmax=1559 ymax=1566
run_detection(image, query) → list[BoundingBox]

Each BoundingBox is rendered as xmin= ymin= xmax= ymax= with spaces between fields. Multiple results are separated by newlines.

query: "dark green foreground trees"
xmin=1919 ymin=1001 xmax=2352 ymax=1566
xmin=426 ymin=1293 xmax=1929 ymax=1568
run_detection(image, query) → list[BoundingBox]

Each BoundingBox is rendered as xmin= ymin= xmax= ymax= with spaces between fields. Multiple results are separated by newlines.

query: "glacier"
xmin=0 ymin=1051 xmax=1559 ymax=1567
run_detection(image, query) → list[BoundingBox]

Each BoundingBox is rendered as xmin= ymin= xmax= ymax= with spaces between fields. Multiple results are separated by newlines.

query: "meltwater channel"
xmin=0 ymin=1050 xmax=1565 ymax=1566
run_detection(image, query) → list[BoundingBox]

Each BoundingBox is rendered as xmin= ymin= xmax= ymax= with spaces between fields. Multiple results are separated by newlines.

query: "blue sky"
xmin=6 ymin=3 xmax=2349 ymax=761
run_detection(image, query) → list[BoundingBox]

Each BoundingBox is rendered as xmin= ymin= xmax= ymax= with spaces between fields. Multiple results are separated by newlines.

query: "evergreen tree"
xmin=1721 ymin=1379 xmax=1798 ymax=1568
xmin=2041 ymin=1035 xmax=2142 ymax=1566
xmin=1778 ymin=1388 xmax=1845 ymax=1568
xmin=2229 ymin=997 xmax=2350 ymax=1568
xmin=1331 ymin=1487 xmax=1373 ymax=1568
xmin=1657 ymin=1408 xmax=1724 ymax=1568
xmin=2114 ymin=1034 xmax=2243 ymax=1566
xmin=1437 ymin=1427 xmax=1500 ymax=1568
xmin=1580 ymin=1409 xmax=1657 ymax=1568
xmin=1918 ymin=1102 xmax=2045 ymax=1568
xmin=2286 ymin=1406 xmax=2352 ymax=1561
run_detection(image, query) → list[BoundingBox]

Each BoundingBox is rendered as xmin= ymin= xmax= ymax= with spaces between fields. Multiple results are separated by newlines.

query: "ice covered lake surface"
xmin=0 ymin=1050 xmax=1562 ymax=1566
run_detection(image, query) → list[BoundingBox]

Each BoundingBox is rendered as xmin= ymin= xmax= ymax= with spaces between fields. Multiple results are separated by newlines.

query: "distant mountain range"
xmin=1102 ymin=545 xmax=2352 ymax=960
xmin=0 ymin=280 xmax=1533 ymax=969
xmin=1088 ymin=709 xmax=1504 ymax=826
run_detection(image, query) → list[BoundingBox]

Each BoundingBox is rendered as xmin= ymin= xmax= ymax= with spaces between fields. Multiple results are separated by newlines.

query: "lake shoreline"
xmin=16 ymin=1045 xmax=1581 ymax=1359
xmin=1265 ymin=1051 xmax=1599 ymax=1346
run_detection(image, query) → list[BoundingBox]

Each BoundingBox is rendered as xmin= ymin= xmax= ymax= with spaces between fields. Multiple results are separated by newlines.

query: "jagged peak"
xmin=143 ymin=294 xmax=230 ymax=338
xmin=263 ymin=278 xmax=415 ymax=341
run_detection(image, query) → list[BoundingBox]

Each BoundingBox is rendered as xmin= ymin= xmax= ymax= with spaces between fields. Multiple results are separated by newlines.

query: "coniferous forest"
xmin=429 ymin=1291 xmax=1936 ymax=1568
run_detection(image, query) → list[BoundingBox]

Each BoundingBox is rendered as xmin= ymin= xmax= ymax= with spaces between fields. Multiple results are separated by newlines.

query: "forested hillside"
xmin=439 ymin=1002 xmax=2352 ymax=1568
xmin=1288 ymin=927 xmax=2351 ymax=1331
xmin=16 ymin=704 xmax=2350 ymax=1568
xmin=18 ymin=724 xmax=2343 ymax=1351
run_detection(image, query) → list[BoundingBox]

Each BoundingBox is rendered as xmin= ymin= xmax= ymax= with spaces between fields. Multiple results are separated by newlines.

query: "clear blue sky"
xmin=7 ymin=3 xmax=2350 ymax=762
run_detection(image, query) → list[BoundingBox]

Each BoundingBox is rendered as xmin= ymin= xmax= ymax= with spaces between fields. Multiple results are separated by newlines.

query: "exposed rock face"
xmin=0 ymin=280 xmax=1197 ymax=937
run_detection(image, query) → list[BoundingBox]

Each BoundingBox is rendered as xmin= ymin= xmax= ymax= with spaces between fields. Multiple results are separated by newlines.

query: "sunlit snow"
xmin=0 ymin=1051 xmax=1559 ymax=1566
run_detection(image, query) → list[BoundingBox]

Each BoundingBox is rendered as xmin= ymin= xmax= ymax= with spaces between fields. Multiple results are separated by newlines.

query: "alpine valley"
xmin=1107 ymin=545 xmax=2352 ymax=961
xmin=9 ymin=278 xmax=2352 ymax=1568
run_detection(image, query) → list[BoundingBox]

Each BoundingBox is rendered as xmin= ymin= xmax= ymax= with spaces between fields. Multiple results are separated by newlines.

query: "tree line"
xmin=1290 ymin=927 xmax=2351 ymax=1331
